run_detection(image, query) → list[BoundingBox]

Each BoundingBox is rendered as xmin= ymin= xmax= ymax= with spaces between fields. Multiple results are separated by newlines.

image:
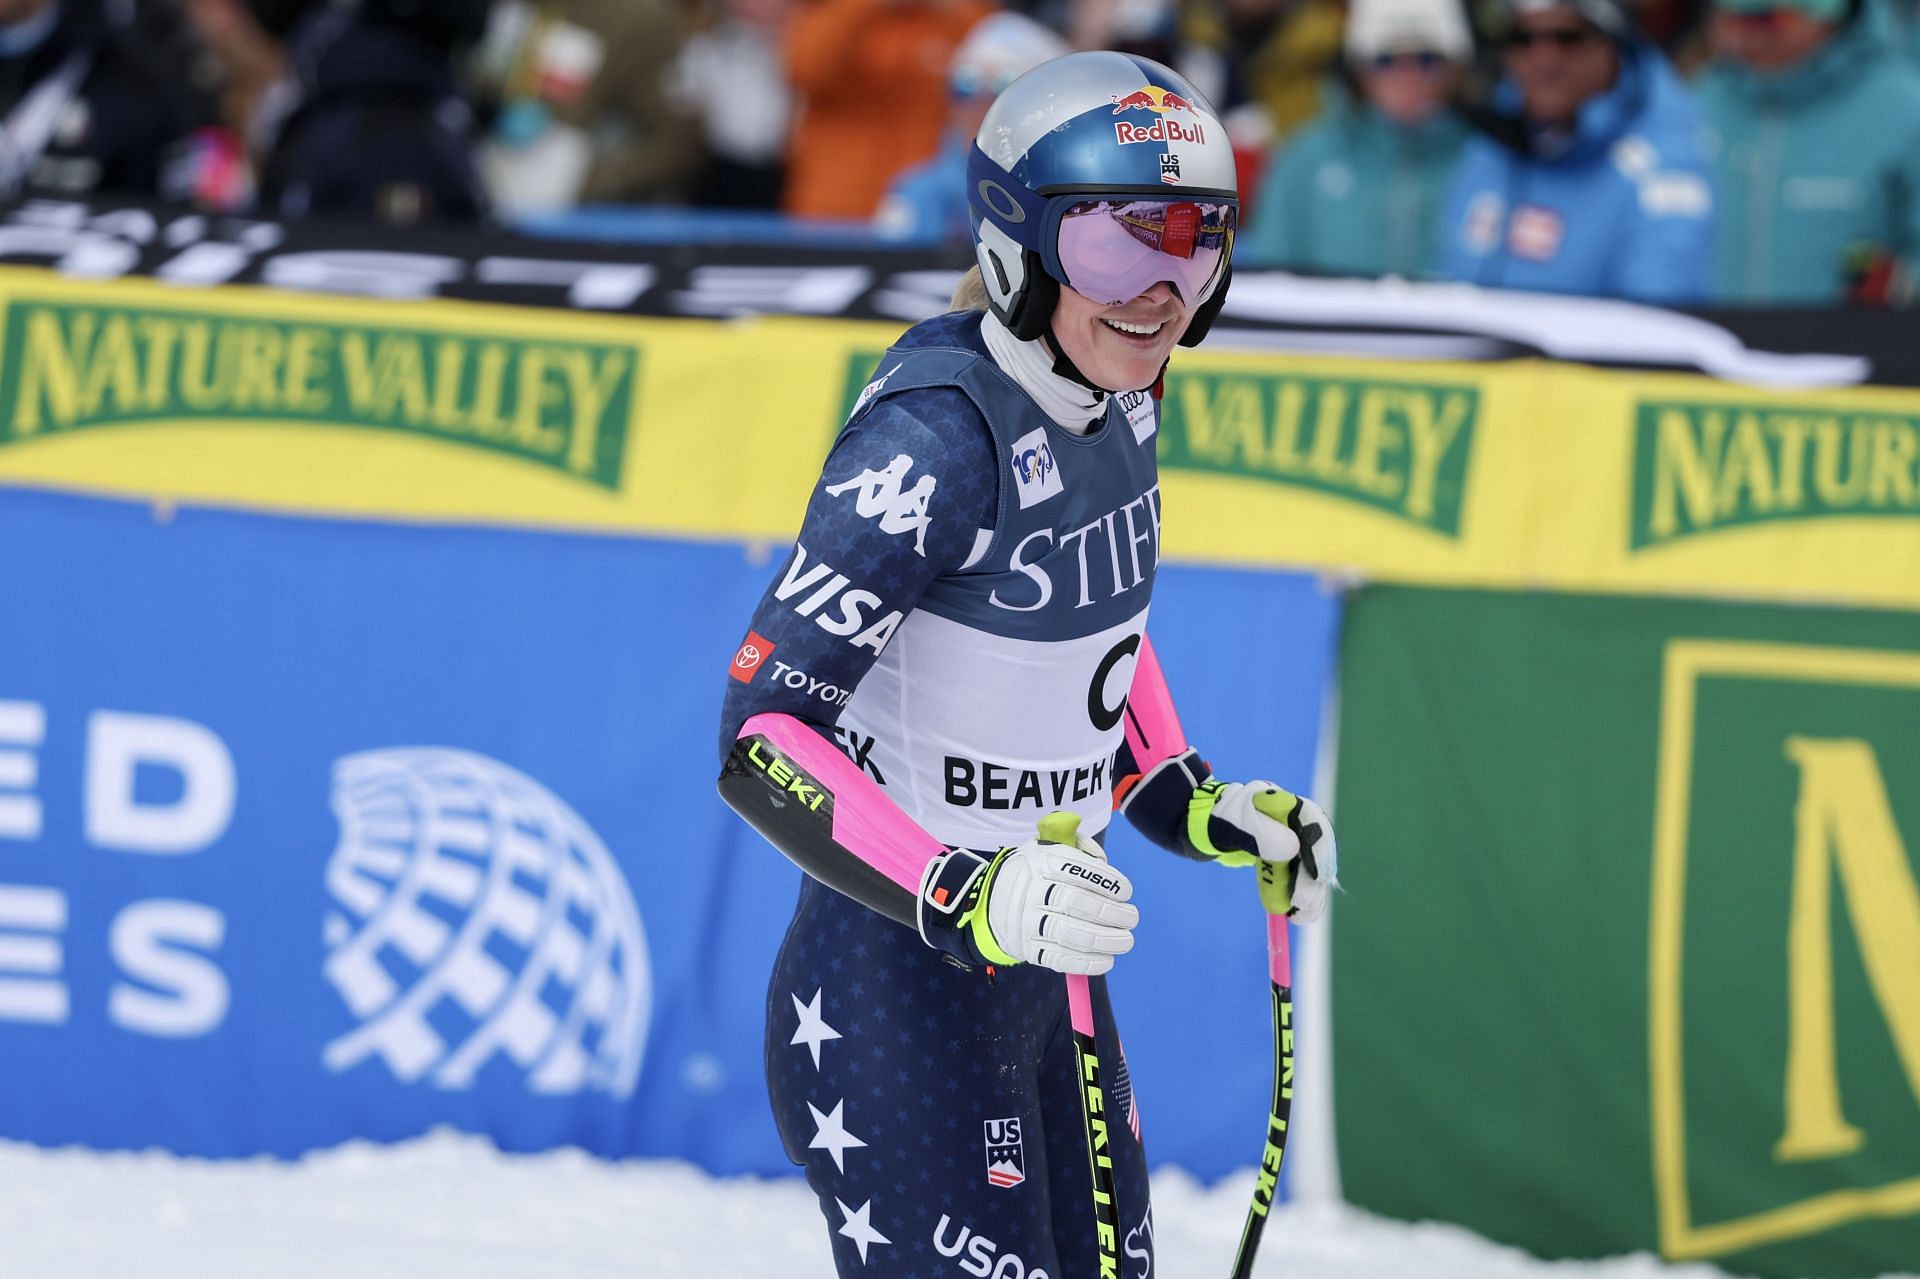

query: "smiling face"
xmin=1047 ymin=280 xmax=1196 ymax=394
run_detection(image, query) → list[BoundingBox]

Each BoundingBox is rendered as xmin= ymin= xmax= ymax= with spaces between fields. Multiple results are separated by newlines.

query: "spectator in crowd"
xmin=257 ymin=0 xmax=490 ymax=226
xmin=472 ymin=0 xmax=698 ymax=214
xmin=1438 ymin=0 xmax=1715 ymax=302
xmin=873 ymin=11 xmax=1067 ymax=243
xmin=1068 ymin=0 xmax=1178 ymax=64
xmin=0 ymin=0 xmax=209 ymax=202
xmin=1630 ymin=0 xmax=1712 ymax=68
xmin=675 ymin=0 xmax=795 ymax=209
xmin=1242 ymin=0 xmax=1472 ymax=277
xmin=1176 ymin=0 xmax=1345 ymax=159
xmin=183 ymin=0 xmax=289 ymax=139
xmin=1695 ymin=0 xmax=1920 ymax=304
xmin=782 ymin=0 xmax=994 ymax=220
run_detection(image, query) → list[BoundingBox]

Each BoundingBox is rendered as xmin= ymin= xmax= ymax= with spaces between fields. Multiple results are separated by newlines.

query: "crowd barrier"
xmin=0 ymin=211 xmax=1915 ymax=1276
xmin=0 ymin=483 xmax=1335 ymax=1180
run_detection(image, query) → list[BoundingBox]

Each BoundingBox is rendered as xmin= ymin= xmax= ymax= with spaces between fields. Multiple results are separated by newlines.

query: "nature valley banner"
xmin=5 ymin=300 xmax=636 ymax=487
xmin=1 ymin=264 xmax=1917 ymax=611
xmin=1333 ymin=586 xmax=1920 ymax=1279
xmin=0 ymin=267 xmax=873 ymax=543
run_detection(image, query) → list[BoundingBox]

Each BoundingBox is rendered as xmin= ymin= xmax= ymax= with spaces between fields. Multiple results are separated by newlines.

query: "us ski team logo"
xmin=825 ymin=453 xmax=936 ymax=556
xmin=985 ymin=1116 xmax=1025 ymax=1188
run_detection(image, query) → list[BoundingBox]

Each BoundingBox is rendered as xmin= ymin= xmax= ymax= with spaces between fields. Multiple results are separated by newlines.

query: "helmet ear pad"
xmin=973 ymin=220 xmax=1058 ymax=342
xmin=1177 ymin=261 xmax=1232 ymax=348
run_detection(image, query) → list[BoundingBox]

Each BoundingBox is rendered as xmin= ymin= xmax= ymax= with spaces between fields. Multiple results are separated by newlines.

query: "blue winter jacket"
xmin=1438 ymin=41 xmax=1715 ymax=302
xmin=1243 ymin=81 xmax=1469 ymax=279
xmin=873 ymin=142 xmax=969 ymax=246
xmin=1694 ymin=6 xmax=1920 ymax=304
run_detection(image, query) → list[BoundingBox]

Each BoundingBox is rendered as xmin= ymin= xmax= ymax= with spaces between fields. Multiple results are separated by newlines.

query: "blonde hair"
xmin=949 ymin=265 xmax=992 ymax=313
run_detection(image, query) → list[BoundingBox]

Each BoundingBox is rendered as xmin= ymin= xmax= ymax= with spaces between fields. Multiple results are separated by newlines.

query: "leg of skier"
xmin=768 ymin=878 xmax=1127 ymax=1278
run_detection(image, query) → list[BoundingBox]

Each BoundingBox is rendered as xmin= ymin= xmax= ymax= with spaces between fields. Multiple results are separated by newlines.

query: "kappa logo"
xmin=322 ymin=749 xmax=650 ymax=1097
xmin=729 ymin=632 xmax=774 ymax=682
xmin=984 ymin=1117 xmax=1025 ymax=1188
xmin=1009 ymin=428 xmax=1064 ymax=509
xmin=825 ymin=453 xmax=936 ymax=556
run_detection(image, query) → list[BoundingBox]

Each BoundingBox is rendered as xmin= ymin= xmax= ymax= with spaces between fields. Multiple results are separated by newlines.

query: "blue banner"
xmin=0 ymin=487 xmax=1337 ymax=1179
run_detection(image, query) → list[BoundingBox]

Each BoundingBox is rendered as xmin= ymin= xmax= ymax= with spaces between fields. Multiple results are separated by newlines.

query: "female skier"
xmin=717 ymin=51 xmax=1338 ymax=1279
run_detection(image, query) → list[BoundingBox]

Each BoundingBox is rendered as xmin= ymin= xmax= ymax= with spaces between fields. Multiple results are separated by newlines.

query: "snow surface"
xmin=3 ymin=1130 xmax=1878 ymax=1279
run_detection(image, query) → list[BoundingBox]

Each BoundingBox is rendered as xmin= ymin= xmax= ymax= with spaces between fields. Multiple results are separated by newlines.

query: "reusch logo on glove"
xmin=1063 ymin=860 xmax=1123 ymax=895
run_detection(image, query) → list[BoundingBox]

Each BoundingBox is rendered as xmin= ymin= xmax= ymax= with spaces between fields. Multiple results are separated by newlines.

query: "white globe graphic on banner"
xmin=321 ymin=748 xmax=649 ymax=1098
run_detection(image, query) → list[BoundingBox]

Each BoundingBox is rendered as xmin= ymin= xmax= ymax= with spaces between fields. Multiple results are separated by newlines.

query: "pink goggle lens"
xmin=1055 ymin=199 xmax=1234 ymax=306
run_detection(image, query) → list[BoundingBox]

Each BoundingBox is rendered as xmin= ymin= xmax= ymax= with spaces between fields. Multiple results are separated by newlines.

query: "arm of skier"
xmin=1111 ymin=633 xmax=1339 ymax=920
xmin=715 ymin=393 xmax=1137 ymax=973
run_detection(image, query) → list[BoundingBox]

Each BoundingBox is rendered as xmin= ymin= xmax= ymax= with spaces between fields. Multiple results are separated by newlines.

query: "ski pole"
xmin=1040 ymin=812 xmax=1123 ymax=1279
xmin=1229 ymin=793 xmax=1299 ymax=1279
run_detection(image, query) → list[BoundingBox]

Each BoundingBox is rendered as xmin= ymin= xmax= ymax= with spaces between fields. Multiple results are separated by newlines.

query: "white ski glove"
xmin=917 ymin=811 xmax=1139 ymax=975
xmin=1189 ymin=781 xmax=1339 ymax=922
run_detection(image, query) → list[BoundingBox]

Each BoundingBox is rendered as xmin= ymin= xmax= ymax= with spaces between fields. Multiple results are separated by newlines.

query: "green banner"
xmin=1333 ymin=587 xmax=1920 ymax=1279
xmin=1 ymin=300 xmax=638 ymax=488
xmin=836 ymin=351 xmax=1479 ymax=536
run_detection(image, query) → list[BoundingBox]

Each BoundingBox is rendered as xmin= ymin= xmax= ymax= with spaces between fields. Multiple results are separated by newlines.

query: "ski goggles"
xmin=1051 ymin=199 xmax=1235 ymax=307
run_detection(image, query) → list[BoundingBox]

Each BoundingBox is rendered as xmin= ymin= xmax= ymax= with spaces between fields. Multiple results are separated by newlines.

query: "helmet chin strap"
xmin=1042 ymin=318 xmax=1107 ymax=394
xmin=1043 ymin=319 xmax=1172 ymax=398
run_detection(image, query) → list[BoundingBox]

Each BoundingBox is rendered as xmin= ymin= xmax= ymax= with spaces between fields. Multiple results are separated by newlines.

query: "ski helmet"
xmin=966 ymin=51 xmax=1238 ymax=348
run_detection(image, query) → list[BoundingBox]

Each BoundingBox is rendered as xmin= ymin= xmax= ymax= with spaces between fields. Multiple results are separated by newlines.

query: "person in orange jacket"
xmin=782 ymin=0 xmax=995 ymax=218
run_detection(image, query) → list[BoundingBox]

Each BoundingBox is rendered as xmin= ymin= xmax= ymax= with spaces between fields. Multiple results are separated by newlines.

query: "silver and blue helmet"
xmin=966 ymin=51 xmax=1239 ymax=347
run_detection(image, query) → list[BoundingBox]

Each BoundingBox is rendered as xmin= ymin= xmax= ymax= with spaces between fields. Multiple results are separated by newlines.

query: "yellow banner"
xmin=1 ymin=265 xmax=1916 ymax=610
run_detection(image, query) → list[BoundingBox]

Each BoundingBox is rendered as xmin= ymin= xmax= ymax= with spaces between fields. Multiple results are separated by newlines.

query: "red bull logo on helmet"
xmin=1114 ymin=117 xmax=1208 ymax=147
xmin=1109 ymin=86 xmax=1198 ymax=115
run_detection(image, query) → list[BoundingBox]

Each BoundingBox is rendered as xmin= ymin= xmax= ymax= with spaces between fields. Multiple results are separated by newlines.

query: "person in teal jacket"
xmin=1242 ymin=0 xmax=1473 ymax=277
xmin=1695 ymin=0 xmax=1920 ymax=304
xmin=1898 ymin=0 xmax=1920 ymax=59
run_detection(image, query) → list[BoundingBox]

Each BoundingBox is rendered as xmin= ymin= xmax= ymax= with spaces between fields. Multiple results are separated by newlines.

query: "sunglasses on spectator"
xmin=1505 ymin=25 xmax=1602 ymax=49
xmin=1719 ymin=8 xmax=1793 ymax=26
xmin=1367 ymin=50 xmax=1450 ymax=71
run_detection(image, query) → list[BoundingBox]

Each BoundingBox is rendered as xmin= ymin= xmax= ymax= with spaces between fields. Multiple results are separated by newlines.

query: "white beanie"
xmin=948 ymin=14 xmax=1072 ymax=98
xmin=1344 ymin=0 xmax=1474 ymax=62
